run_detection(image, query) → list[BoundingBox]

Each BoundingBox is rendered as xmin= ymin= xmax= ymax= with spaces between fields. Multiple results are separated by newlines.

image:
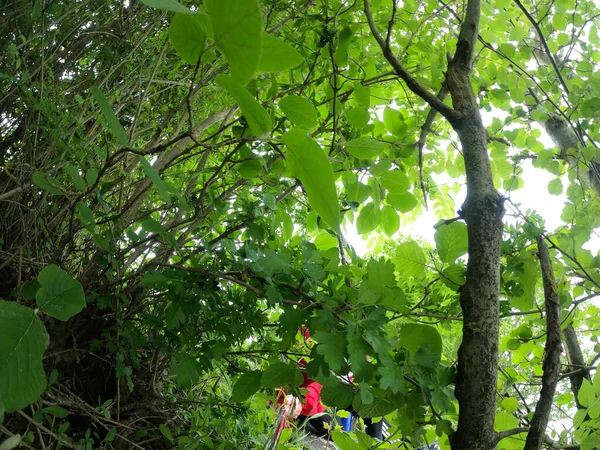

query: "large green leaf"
xmin=400 ymin=324 xmax=442 ymax=361
xmin=282 ymin=130 xmax=340 ymax=231
xmin=381 ymin=205 xmax=400 ymax=237
xmin=380 ymin=170 xmax=410 ymax=195
xmin=356 ymin=203 xmax=380 ymax=235
xmin=344 ymin=137 xmax=385 ymax=159
xmin=332 ymin=430 xmax=361 ymax=450
xmin=258 ymin=32 xmax=304 ymax=72
xmin=169 ymin=13 xmax=206 ymax=64
xmin=90 ymin=86 xmax=129 ymax=148
xmin=35 ymin=264 xmax=85 ymax=322
xmin=278 ymin=95 xmax=318 ymax=129
xmin=261 ymin=362 xmax=302 ymax=388
xmin=207 ymin=0 xmax=262 ymax=86
xmin=231 ymin=371 xmax=262 ymax=402
xmin=321 ymin=381 xmax=355 ymax=409
xmin=138 ymin=156 xmax=171 ymax=202
xmin=386 ymin=191 xmax=417 ymax=213
xmin=434 ymin=222 xmax=468 ymax=263
xmin=314 ymin=331 xmax=347 ymax=372
xmin=579 ymin=379 xmax=595 ymax=408
xmin=171 ymin=354 xmax=201 ymax=389
xmin=355 ymin=395 xmax=397 ymax=418
xmin=0 ymin=301 xmax=48 ymax=412
xmin=140 ymin=0 xmax=190 ymax=13
xmin=393 ymin=241 xmax=426 ymax=278
xmin=216 ymin=75 xmax=272 ymax=136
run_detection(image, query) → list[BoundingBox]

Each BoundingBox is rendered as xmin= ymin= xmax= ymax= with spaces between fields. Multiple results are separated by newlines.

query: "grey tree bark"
xmin=364 ymin=0 xmax=504 ymax=448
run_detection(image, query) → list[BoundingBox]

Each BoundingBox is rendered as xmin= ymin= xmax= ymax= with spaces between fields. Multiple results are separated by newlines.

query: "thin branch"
xmin=416 ymin=86 xmax=449 ymax=209
xmin=513 ymin=0 xmax=570 ymax=95
xmin=363 ymin=0 xmax=456 ymax=120
xmin=497 ymin=427 xmax=530 ymax=442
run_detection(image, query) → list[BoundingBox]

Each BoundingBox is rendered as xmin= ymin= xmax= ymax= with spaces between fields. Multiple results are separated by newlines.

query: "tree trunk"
xmin=445 ymin=1 xmax=505 ymax=449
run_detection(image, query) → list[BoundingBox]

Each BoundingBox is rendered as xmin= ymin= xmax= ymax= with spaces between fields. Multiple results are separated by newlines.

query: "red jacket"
xmin=300 ymin=372 xmax=325 ymax=416
xmin=275 ymin=371 xmax=326 ymax=417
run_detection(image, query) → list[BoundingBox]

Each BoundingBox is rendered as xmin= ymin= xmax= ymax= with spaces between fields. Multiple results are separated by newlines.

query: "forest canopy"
xmin=0 ymin=0 xmax=599 ymax=449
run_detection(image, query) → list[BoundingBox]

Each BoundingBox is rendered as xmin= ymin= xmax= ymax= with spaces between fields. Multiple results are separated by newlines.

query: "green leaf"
xmin=347 ymin=325 xmax=373 ymax=382
xmin=400 ymin=324 xmax=442 ymax=361
xmin=344 ymin=137 xmax=385 ymax=159
xmin=90 ymin=86 xmax=129 ymax=148
xmin=346 ymin=108 xmax=370 ymax=129
xmin=552 ymin=14 xmax=568 ymax=31
xmin=231 ymin=371 xmax=262 ymax=402
xmin=356 ymin=203 xmax=380 ymax=235
xmin=0 ymin=435 xmax=21 ymax=450
xmin=0 ymin=300 xmax=48 ymax=412
xmin=434 ymin=222 xmax=468 ymax=263
xmin=216 ymin=74 xmax=272 ymax=136
xmin=380 ymin=170 xmax=410 ymax=194
xmin=36 ymin=264 xmax=85 ymax=321
xmin=356 ymin=396 xmax=397 ymax=418
xmin=261 ymin=362 xmax=302 ymax=388
xmin=169 ymin=13 xmax=207 ymax=65
xmin=393 ymin=241 xmax=426 ymax=278
xmin=379 ymin=364 xmax=406 ymax=394
xmin=140 ymin=0 xmax=190 ymax=13
xmin=353 ymin=82 xmax=370 ymax=108
xmin=321 ymin=381 xmax=355 ymax=409
xmin=313 ymin=232 xmax=338 ymax=251
xmin=65 ymin=165 xmax=86 ymax=191
xmin=548 ymin=178 xmax=563 ymax=195
xmin=579 ymin=379 xmax=595 ymax=408
xmin=332 ymin=430 xmax=360 ymax=450
xmin=500 ymin=397 xmax=518 ymax=413
xmin=103 ymin=428 xmax=117 ymax=443
xmin=159 ymin=423 xmax=173 ymax=441
xmin=282 ymin=130 xmax=340 ymax=231
xmin=32 ymin=171 xmax=64 ymax=195
xmin=172 ymin=354 xmax=201 ymax=389
xmin=386 ymin=191 xmax=417 ymax=213
xmin=381 ymin=206 xmax=400 ymax=237
xmin=314 ymin=331 xmax=347 ymax=372
xmin=258 ymin=32 xmax=304 ymax=72
xmin=207 ymin=0 xmax=262 ymax=86
xmin=76 ymin=202 xmax=94 ymax=226
xmin=142 ymin=218 xmax=165 ymax=234
xmin=278 ymin=95 xmax=318 ymax=129
xmin=506 ymin=339 xmax=521 ymax=351
xmin=138 ymin=156 xmax=171 ymax=202
xmin=44 ymin=405 xmax=69 ymax=419
xmin=85 ymin=168 xmax=98 ymax=187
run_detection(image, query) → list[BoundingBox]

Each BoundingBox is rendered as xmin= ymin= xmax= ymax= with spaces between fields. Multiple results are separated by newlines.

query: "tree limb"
xmin=523 ymin=236 xmax=563 ymax=450
xmin=363 ymin=0 xmax=456 ymax=121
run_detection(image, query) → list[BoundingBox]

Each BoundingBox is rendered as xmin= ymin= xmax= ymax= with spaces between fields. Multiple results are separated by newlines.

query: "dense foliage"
xmin=0 ymin=0 xmax=599 ymax=449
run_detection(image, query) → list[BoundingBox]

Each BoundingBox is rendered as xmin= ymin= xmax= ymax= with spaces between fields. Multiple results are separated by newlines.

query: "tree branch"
xmin=513 ymin=0 xmax=570 ymax=96
xmin=452 ymin=0 xmax=480 ymax=73
xmin=523 ymin=236 xmax=563 ymax=450
xmin=363 ymin=0 xmax=456 ymax=121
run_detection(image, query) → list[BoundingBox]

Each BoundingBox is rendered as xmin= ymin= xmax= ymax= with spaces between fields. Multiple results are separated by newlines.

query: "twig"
xmin=17 ymin=411 xmax=83 ymax=450
xmin=513 ymin=0 xmax=570 ymax=96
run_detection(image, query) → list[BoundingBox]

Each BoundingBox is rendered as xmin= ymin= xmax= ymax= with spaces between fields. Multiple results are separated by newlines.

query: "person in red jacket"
xmin=295 ymin=366 xmax=332 ymax=437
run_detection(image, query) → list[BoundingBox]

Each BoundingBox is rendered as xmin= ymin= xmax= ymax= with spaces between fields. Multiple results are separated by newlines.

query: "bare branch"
xmin=363 ymin=0 xmax=456 ymax=120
